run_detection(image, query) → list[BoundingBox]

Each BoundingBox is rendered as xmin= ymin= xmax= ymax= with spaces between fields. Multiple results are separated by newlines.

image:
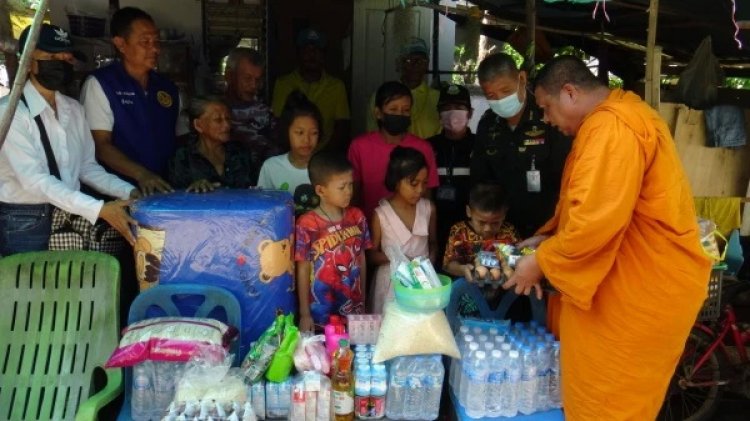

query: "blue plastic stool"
xmin=117 ymin=284 xmax=242 ymax=421
xmin=446 ymin=278 xmax=547 ymax=332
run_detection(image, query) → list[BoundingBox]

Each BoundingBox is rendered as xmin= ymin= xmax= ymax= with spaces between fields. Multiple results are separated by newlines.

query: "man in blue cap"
xmin=271 ymin=28 xmax=350 ymax=151
xmin=81 ymin=7 xmax=186 ymax=196
xmin=0 ymin=23 xmax=138 ymax=255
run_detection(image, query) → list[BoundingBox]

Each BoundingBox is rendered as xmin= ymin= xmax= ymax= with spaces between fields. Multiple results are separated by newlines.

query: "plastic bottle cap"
xmin=501 ymin=343 xmax=512 ymax=351
xmin=492 ymin=349 xmax=502 ymax=358
xmin=464 ymin=334 xmax=474 ymax=343
xmin=339 ymin=338 xmax=349 ymax=347
xmin=475 ymin=350 xmax=486 ymax=359
xmin=468 ymin=342 xmax=479 ymax=351
xmin=509 ymin=350 xmax=520 ymax=358
xmin=460 ymin=326 xmax=470 ymax=334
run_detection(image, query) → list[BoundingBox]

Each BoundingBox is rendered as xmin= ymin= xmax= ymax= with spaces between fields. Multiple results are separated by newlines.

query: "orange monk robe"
xmin=535 ymin=89 xmax=712 ymax=420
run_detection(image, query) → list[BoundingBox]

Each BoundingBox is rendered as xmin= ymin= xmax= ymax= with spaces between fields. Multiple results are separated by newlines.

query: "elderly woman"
xmin=169 ymin=98 xmax=256 ymax=192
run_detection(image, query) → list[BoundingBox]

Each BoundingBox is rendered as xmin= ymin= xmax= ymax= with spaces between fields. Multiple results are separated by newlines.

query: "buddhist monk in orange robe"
xmin=506 ymin=56 xmax=712 ymax=420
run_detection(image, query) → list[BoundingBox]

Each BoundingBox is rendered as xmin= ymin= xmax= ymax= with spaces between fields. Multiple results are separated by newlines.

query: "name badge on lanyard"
xmin=527 ymin=155 xmax=541 ymax=193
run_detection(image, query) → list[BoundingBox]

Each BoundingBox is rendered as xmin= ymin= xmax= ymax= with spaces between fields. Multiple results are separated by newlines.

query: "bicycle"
xmin=658 ymin=271 xmax=750 ymax=421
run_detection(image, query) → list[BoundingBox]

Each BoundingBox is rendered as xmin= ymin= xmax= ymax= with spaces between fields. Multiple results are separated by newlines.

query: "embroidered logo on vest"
xmin=157 ymin=90 xmax=173 ymax=107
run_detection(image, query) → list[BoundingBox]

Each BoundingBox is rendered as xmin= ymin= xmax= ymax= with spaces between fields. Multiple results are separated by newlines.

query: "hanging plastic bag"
xmin=698 ymin=218 xmax=727 ymax=263
xmin=676 ymin=36 xmax=725 ymax=110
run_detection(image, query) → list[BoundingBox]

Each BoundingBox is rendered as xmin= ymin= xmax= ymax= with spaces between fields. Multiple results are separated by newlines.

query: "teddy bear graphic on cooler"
xmin=135 ymin=235 xmax=162 ymax=287
xmin=257 ymin=236 xmax=294 ymax=292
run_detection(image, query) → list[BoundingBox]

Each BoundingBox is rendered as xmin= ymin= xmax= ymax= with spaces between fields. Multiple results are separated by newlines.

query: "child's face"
xmin=289 ymin=115 xmax=319 ymax=159
xmin=396 ymin=167 xmax=428 ymax=205
xmin=466 ymin=206 xmax=508 ymax=240
xmin=316 ymin=170 xmax=354 ymax=210
xmin=375 ymin=95 xmax=412 ymax=119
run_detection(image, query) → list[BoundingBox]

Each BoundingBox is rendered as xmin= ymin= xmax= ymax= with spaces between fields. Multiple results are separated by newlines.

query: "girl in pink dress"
xmin=368 ymin=146 xmax=438 ymax=314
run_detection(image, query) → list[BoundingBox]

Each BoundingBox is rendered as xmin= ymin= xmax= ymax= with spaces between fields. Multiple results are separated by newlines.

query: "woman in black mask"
xmin=348 ymin=81 xmax=440 ymax=221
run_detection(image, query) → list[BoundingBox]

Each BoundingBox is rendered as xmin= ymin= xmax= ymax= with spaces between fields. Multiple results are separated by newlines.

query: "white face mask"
xmin=487 ymin=78 xmax=525 ymax=118
xmin=440 ymin=109 xmax=469 ymax=134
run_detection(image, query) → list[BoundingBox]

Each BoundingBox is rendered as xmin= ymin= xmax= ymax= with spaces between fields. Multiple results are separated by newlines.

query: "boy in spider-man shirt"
xmin=295 ymin=152 xmax=372 ymax=332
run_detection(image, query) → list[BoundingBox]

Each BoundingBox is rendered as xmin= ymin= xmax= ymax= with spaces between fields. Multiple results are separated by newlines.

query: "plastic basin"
xmin=394 ymin=274 xmax=452 ymax=312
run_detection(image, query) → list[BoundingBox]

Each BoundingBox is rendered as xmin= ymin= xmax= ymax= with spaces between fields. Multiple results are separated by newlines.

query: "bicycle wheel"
xmin=657 ymin=329 xmax=724 ymax=421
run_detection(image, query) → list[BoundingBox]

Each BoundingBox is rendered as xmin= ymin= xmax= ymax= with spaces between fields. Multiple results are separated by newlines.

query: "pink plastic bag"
xmin=105 ymin=317 xmax=237 ymax=368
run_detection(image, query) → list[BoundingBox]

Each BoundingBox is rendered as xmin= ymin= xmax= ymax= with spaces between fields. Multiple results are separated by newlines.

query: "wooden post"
xmin=645 ymin=0 xmax=660 ymax=109
xmin=525 ymin=0 xmax=536 ymax=75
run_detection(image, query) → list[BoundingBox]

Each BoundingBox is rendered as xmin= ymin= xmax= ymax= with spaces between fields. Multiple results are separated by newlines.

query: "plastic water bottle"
xmin=279 ymin=379 xmax=292 ymax=418
xmin=450 ymin=334 xmax=474 ymax=392
xmin=485 ymin=349 xmax=505 ymax=417
xmin=500 ymin=350 xmax=521 ymax=418
xmin=403 ymin=357 xmax=425 ymax=420
xmin=251 ymin=380 xmax=266 ymax=419
xmin=265 ymin=381 xmax=279 ymax=418
xmin=422 ymin=356 xmax=444 ymax=420
xmin=355 ymin=365 xmax=371 ymax=419
xmin=370 ymin=364 xmax=388 ymax=419
xmin=535 ymin=342 xmax=551 ymax=411
xmin=518 ymin=346 xmax=538 ymax=415
xmin=549 ymin=341 xmax=561 ymax=409
xmin=385 ymin=357 xmax=408 ymax=419
xmin=132 ymin=362 xmax=154 ymax=420
xmin=458 ymin=342 xmax=480 ymax=406
xmin=464 ymin=350 xmax=489 ymax=419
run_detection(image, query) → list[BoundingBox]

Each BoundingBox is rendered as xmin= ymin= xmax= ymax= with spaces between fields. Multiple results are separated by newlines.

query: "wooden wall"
xmin=660 ymin=103 xmax=750 ymax=197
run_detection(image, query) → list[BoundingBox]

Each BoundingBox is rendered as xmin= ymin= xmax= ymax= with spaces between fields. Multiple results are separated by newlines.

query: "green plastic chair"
xmin=0 ymin=251 xmax=123 ymax=421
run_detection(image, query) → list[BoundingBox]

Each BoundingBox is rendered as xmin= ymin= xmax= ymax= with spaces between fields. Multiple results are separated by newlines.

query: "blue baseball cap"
xmin=401 ymin=37 xmax=429 ymax=57
xmin=296 ymin=28 xmax=326 ymax=49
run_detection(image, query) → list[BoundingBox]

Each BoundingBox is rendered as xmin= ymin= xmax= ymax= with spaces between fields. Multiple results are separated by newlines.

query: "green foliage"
xmin=725 ymin=77 xmax=750 ymax=90
xmin=501 ymin=43 xmax=524 ymax=68
xmin=452 ymin=44 xmax=478 ymax=85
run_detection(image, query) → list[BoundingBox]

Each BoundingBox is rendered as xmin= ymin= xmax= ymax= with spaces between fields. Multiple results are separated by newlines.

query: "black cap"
xmin=18 ymin=24 xmax=86 ymax=62
xmin=438 ymin=84 xmax=471 ymax=109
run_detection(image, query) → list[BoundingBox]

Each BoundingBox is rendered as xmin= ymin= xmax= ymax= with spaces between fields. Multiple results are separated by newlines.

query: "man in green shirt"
xmin=271 ymin=29 xmax=350 ymax=152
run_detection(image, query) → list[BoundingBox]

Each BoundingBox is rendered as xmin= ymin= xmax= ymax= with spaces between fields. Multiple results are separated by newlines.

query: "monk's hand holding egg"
xmin=503 ymin=254 xmax=544 ymax=300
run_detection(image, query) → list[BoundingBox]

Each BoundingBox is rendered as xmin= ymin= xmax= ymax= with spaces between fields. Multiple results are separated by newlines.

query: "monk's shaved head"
xmin=535 ymin=55 xmax=605 ymax=94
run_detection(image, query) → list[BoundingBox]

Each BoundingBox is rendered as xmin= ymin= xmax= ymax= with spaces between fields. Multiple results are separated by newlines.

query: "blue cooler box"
xmin=131 ymin=189 xmax=296 ymax=356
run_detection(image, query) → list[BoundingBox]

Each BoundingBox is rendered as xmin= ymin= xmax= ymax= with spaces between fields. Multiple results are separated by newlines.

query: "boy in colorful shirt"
xmin=295 ymin=152 xmax=372 ymax=332
xmin=443 ymin=182 xmax=521 ymax=317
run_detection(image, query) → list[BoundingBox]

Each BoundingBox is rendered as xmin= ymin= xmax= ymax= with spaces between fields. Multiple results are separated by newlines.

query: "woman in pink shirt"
xmin=348 ymin=81 xmax=439 ymax=220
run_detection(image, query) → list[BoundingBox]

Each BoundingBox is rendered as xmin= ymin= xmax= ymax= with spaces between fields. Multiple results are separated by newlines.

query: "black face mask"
xmin=35 ymin=60 xmax=73 ymax=92
xmin=380 ymin=113 xmax=411 ymax=136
